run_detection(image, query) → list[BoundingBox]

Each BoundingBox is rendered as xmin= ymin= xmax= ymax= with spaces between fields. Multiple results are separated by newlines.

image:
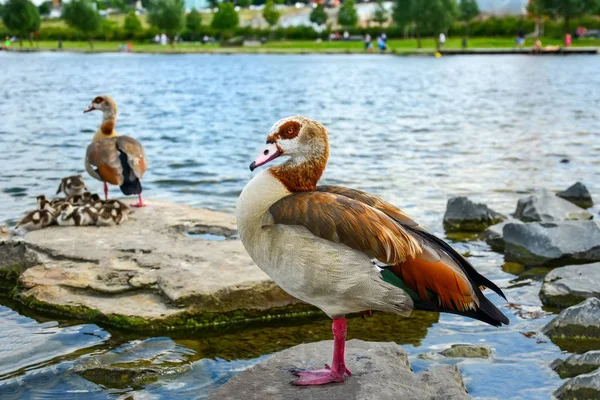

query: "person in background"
xmin=532 ymin=39 xmax=542 ymax=53
xmin=381 ymin=32 xmax=387 ymax=44
xmin=516 ymin=29 xmax=525 ymax=47
xmin=439 ymin=32 xmax=446 ymax=49
xmin=343 ymin=31 xmax=349 ymax=40
xmin=377 ymin=36 xmax=386 ymax=53
xmin=565 ymin=33 xmax=572 ymax=47
xmin=364 ymin=33 xmax=371 ymax=51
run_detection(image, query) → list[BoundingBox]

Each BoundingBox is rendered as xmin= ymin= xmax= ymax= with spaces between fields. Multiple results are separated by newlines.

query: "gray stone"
xmin=4 ymin=200 xmax=310 ymax=331
xmin=540 ymin=264 xmax=600 ymax=308
xmin=439 ymin=344 xmax=493 ymax=358
xmin=479 ymin=219 xmax=522 ymax=252
xmin=542 ymin=298 xmax=600 ymax=341
xmin=0 ymin=239 xmax=40 ymax=283
xmin=513 ymin=189 xmax=592 ymax=223
xmin=443 ymin=197 xmax=505 ymax=233
xmin=208 ymin=339 xmax=470 ymax=400
xmin=551 ymin=351 xmax=600 ymax=378
xmin=503 ymin=221 xmax=600 ymax=266
xmin=557 ymin=182 xmax=594 ymax=209
xmin=554 ymin=368 xmax=600 ymax=400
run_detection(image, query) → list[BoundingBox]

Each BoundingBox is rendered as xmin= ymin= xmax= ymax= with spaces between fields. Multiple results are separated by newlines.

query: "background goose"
xmin=84 ymin=95 xmax=147 ymax=207
xmin=236 ymin=116 xmax=509 ymax=386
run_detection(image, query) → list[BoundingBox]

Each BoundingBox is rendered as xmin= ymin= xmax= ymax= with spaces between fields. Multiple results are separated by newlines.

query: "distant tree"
xmin=372 ymin=0 xmax=389 ymax=26
xmin=63 ymin=0 xmax=101 ymax=49
xmin=110 ymin=0 xmax=128 ymax=12
xmin=38 ymin=1 xmax=51 ymax=16
xmin=309 ymin=4 xmax=328 ymax=26
xmin=186 ymin=8 xmax=203 ymax=40
xmin=412 ymin=0 xmax=458 ymax=49
xmin=262 ymin=0 xmax=280 ymax=27
xmin=101 ymin=19 xmax=118 ymax=41
xmin=238 ymin=0 xmax=252 ymax=7
xmin=211 ymin=1 xmax=239 ymax=38
xmin=337 ymin=0 xmax=358 ymax=28
xmin=2 ymin=0 xmax=40 ymax=46
xmin=124 ymin=10 xmax=143 ymax=38
xmin=147 ymin=0 xmax=185 ymax=45
xmin=537 ymin=0 xmax=600 ymax=33
xmin=208 ymin=0 xmax=219 ymax=9
xmin=459 ymin=0 xmax=479 ymax=44
xmin=392 ymin=0 xmax=413 ymax=37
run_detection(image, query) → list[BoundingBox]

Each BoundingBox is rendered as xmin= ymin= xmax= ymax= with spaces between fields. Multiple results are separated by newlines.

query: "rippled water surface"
xmin=0 ymin=52 xmax=599 ymax=399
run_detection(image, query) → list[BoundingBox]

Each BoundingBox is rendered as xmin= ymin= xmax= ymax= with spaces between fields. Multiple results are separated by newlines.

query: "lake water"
xmin=0 ymin=52 xmax=599 ymax=399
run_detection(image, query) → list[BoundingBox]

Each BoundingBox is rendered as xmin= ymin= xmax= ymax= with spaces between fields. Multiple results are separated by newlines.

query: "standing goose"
xmin=237 ymin=117 xmax=509 ymax=386
xmin=84 ymin=95 xmax=147 ymax=207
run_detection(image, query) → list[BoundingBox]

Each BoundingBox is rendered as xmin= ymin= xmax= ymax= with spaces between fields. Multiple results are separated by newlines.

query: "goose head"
xmin=250 ymin=116 xmax=330 ymax=192
xmin=84 ymin=95 xmax=117 ymax=115
xmin=250 ymin=116 xmax=329 ymax=171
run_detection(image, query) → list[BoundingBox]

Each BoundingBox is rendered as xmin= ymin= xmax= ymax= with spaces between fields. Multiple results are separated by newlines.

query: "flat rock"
xmin=479 ymin=219 xmax=522 ymax=252
xmin=503 ymin=221 xmax=600 ymax=266
xmin=443 ymin=197 xmax=505 ymax=233
xmin=208 ymin=339 xmax=470 ymax=400
xmin=4 ymin=200 xmax=310 ymax=331
xmin=557 ymin=182 xmax=594 ymax=209
xmin=513 ymin=189 xmax=592 ymax=223
xmin=551 ymin=351 xmax=600 ymax=379
xmin=554 ymin=368 xmax=600 ymax=400
xmin=542 ymin=298 xmax=600 ymax=341
xmin=540 ymin=263 xmax=600 ymax=308
xmin=439 ymin=344 xmax=493 ymax=358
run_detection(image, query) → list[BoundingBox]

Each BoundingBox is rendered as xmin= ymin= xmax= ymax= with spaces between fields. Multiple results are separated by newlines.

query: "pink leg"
xmin=103 ymin=182 xmax=109 ymax=201
xmin=131 ymin=193 xmax=146 ymax=208
xmin=294 ymin=317 xmax=352 ymax=386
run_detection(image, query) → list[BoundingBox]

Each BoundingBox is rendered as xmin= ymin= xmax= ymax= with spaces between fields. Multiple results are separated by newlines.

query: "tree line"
xmin=2 ymin=0 xmax=599 ymax=48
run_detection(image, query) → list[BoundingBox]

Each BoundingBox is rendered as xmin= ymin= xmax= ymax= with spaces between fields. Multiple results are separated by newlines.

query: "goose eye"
xmin=287 ymin=128 xmax=294 ymax=134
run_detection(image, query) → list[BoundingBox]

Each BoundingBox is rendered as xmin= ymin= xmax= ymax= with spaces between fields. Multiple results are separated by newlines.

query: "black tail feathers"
xmin=118 ymin=149 xmax=143 ymax=196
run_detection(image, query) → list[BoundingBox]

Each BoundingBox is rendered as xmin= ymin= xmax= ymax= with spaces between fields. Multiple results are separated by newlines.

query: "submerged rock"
xmin=208 ymin=339 xmax=470 ymax=400
xmin=513 ymin=189 xmax=592 ymax=223
xmin=542 ymin=298 xmax=600 ymax=341
xmin=557 ymin=182 xmax=594 ymax=209
xmin=479 ymin=219 xmax=522 ymax=252
xmin=439 ymin=344 xmax=493 ymax=359
xmin=443 ymin=197 xmax=505 ymax=233
xmin=2 ymin=200 xmax=312 ymax=331
xmin=554 ymin=368 xmax=600 ymax=400
xmin=551 ymin=351 xmax=600 ymax=379
xmin=540 ymin=263 xmax=600 ymax=308
xmin=503 ymin=221 xmax=600 ymax=266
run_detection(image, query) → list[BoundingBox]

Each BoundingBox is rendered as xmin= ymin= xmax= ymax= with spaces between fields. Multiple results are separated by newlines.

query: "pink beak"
xmin=249 ymin=143 xmax=282 ymax=171
xmin=83 ymin=105 xmax=94 ymax=113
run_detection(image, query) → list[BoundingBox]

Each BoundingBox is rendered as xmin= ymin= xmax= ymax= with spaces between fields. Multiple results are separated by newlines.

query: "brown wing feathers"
xmin=269 ymin=192 xmax=421 ymax=265
xmin=272 ymin=186 xmax=508 ymax=325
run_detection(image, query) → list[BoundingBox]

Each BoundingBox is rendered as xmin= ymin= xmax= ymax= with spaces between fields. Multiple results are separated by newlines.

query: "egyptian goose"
xmin=56 ymin=203 xmax=98 ymax=226
xmin=97 ymin=205 xmax=128 ymax=226
xmin=84 ymin=95 xmax=147 ymax=207
xmin=236 ymin=117 xmax=509 ymax=386
xmin=56 ymin=175 xmax=88 ymax=197
xmin=15 ymin=209 xmax=56 ymax=232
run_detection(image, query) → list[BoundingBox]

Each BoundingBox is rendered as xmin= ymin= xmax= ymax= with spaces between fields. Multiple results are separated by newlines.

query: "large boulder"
xmin=542 ymin=298 xmax=600 ymax=342
xmin=1 ymin=200 xmax=315 ymax=332
xmin=208 ymin=340 xmax=470 ymax=400
xmin=513 ymin=189 xmax=592 ymax=223
xmin=443 ymin=197 xmax=505 ymax=233
xmin=554 ymin=368 xmax=600 ymax=400
xmin=557 ymin=182 xmax=594 ymax=209
xmin=540 ymin=263 xmax=600 ymax=308
xmin=479 ymin=219 xmax=522 ymax=252
xmin=503 ymin=221 xmax=600 ymax=266
xmin=551 ymin=351 xmax=600 ymax=378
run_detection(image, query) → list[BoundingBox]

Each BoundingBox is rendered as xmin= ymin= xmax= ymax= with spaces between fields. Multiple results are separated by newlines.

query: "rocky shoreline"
xmin=445 ymin=182 xmax=600 ymax=398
